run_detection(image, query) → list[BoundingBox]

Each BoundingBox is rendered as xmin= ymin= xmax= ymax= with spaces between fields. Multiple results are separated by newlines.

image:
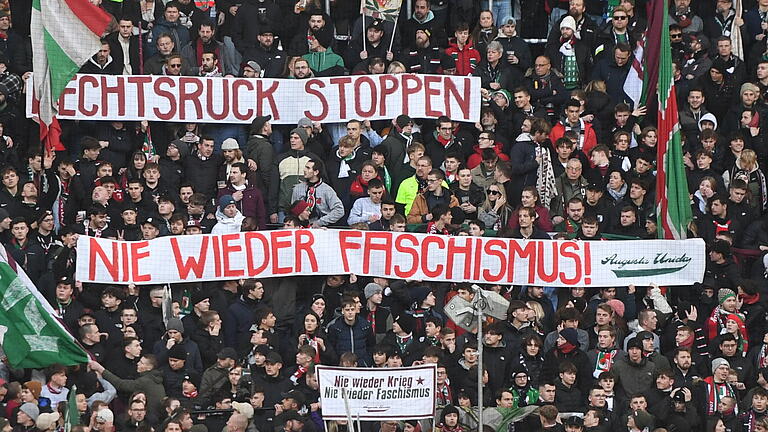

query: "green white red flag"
xmin=31 ymin=0 xmax=110 ymax=152
xmin=654 ymin=0 xmax=693 ymax=239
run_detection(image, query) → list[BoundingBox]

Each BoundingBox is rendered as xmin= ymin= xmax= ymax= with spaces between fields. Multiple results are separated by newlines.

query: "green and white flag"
xmin=31 ymin=0 xmax=110 ymax=150
xmin=0 ymin=260 xmax=88 ymax=368
xmin=65 ymin=384 xmax=79 ymax=432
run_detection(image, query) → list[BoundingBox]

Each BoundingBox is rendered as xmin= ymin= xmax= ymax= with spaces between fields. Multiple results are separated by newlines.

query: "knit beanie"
xmin=711 ymin=357 xmax=730 ymax=374
xmin=19 ymin=403 xmax=39 ymax=421
xmin=291 ymin=127 xmax=309 ymax=146
xmin=604 ymin=299 xmax=626 ymax=317
xmin=364 ymin=283 xmax=383 ymax=299
xmin=395 ymin=314 xmax=416 ymax=334
xmin=560 ymin=15 xmax=577 ymax=31
xmin=410 ymin=285 xmax=432 ymax=306
xmin=166 ymin=317 xmax=185 ymax=334
xmin=560 ymin=328 xmax=579 ymax=346
xmin=718 ymin=288 xmax=736 ymax=305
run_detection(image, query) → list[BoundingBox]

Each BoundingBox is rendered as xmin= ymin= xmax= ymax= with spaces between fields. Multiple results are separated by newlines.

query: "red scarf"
xmin=741 ymin=292 xmax=760 ymax=305
xmin=559 ymin=342 xmax=577 ymax=354
xmin=438 ymin=134 xmax=452 ymax=148
xmin=195 ymin=38 xmax=221 ymax=66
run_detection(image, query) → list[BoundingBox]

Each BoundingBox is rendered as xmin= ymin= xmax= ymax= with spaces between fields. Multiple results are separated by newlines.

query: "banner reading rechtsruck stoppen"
xmin=316 ymin=365 xmax=436 ymax=420
xmin=26 ymin=73 xmax=481 ymax=123
xmin=76 ymin=230 xmax=705 ymax=287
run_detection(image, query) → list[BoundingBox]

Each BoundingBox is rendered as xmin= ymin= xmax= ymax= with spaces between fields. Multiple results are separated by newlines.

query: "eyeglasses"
xmin=487 ymin=189 xmax=501 ymax=195
xmin=613 ymin=15 xmax=628 ymax=20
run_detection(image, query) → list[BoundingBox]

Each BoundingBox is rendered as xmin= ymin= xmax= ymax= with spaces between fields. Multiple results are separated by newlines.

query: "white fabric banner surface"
xmin=75 ymin=230 xmax=706 ymax=287
xmin=26 ymin=73 xmax=481 ymax=123
xmin=316 ymin=365 xmax=437 ymax=420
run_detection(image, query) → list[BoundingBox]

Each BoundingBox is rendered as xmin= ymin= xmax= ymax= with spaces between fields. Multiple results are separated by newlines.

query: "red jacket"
xmin=466 ymin=141 xmax=510 ymax=169
xmin=549 ymin=121 xmax=598 ymax=158
xmin=445 ymin=40 xmax=482 ymax=76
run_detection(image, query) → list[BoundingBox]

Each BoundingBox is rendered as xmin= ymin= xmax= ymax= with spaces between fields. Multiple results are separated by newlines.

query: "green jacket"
xmin=302 ymin=47 xmax=345 ymax=76
xmin=103 ymin=368 xmax=166 ymax=414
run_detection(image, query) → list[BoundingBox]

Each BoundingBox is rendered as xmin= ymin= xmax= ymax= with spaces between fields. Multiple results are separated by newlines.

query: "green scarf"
xmin=561 ymin=43 xmax=580 ymax=90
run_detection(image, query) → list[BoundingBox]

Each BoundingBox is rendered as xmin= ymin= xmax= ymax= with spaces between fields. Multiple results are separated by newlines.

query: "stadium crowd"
xmin=0 ymin=0 xmax=767 ymax=431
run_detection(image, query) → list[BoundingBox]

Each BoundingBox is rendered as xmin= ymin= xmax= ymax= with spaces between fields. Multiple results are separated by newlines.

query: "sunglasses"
xmin=169 ymin=63 xmax=182 ymax=68
xmin=613 ymin=15 xmax=628 ymax=20
xmin=487 ymin=189 xmax=501 ymax=195
xmin=670 ymin=33 xmax=683 ymax=39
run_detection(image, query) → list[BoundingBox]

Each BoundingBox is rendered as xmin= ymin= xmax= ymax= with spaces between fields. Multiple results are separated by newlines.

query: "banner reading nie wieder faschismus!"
xmin=76 ymin=230 xmax=706 ymax=287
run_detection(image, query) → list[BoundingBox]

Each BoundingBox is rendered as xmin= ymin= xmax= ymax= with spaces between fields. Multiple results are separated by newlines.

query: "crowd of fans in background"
xmin=0 ymin=0 xmax=767 ymax=431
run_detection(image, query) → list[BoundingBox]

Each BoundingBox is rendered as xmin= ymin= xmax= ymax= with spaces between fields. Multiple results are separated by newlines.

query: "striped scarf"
xmin=560 ymin=39 xmax=580 ymax=90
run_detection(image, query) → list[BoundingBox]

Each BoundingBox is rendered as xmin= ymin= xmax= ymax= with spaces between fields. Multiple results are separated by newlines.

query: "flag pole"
xmin=363 ymin=14 xmax=367 ymax=53
xmin=388 ymin=17 xmax=398 ymax=53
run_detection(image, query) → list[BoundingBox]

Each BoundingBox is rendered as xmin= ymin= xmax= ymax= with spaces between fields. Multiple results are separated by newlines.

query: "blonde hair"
xmin=740 ymin=149 xmax=758 ymax=169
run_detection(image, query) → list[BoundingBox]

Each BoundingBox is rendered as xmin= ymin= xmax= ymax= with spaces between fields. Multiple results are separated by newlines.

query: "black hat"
xmin=637 ymin=330 xmax=654 ymax=341
xmin=250 ymin=115 xmax=272 ymax=134
xmin=217 ymin=347 xmax=238 ymax=360
xmin=672 ymin=389 xmax=686 ymax=403
xmin=395 ymin=114 xmax=413 ymax=128
xmin=282 ymin=389 xmax=306 ymax=408
xmin=182 ymin=372 xmax=200 ymax=388
xmin=282 ymin=410 xmax=305 ymax=422
xmin=168 ymin=344 xmax=188 ymax=360
xmin=394 ymin=314 xmax=416 ymax=334
xmin=254 ymin=345 xmax=272 ymax=356
xmin=191 ymin=290 xmax=210 ymax=307
xmin=367 ymin=19 xmax=384 ymax=31
xmin=142 ymin=217 xmax=161 ymax=229
xmin=586 ymin=182 xmax=604 ymax=192
xmin=258 ymin=25 xmax=274 ymax=35
xmin=265 ymin=351 xmax=283 ymax=364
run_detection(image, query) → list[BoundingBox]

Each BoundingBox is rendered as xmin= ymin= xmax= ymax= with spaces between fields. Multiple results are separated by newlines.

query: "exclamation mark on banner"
xmin=583 ymin=242 xmax=592 ymax=285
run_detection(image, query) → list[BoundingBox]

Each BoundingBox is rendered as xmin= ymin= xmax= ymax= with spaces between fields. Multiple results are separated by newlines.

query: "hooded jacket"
xmin=102 ymin=368 xmax=166 ymax=414
xmin=445 ymin=39 xmax=482 ymax=76
xmin=211 ymin=207 xmax=245 ymax=235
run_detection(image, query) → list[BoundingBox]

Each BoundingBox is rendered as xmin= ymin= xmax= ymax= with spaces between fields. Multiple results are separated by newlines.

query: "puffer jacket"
xmin=327 ymin=316 xmax=375 ymax=366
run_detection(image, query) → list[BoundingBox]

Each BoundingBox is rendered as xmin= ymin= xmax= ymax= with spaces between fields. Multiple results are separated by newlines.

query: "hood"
xmin=516 ymin=132 xmax=534 ymax=142
xmin=215 ymin=208 xmax=245 ymax=224
xmin=143 ymin=368 xmax=164 ymax=384
xmin=698 ymin=112 xmax=718 ymax=130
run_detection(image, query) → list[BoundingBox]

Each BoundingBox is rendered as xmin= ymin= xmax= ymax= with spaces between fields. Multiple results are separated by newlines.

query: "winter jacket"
xmin=302 ymin=47 xmax=346 ymax=77
xmin=224 ymin=295 xmax=263 ymax=349
xmin=243 ymin=44 xmax=286 ymax=78
xmin=424 ymin=132 xmax=473 ymax=166
xmin=181 ymin=38 xmax=240 ymax=76
xmin=549 ymin=120 xmax=598 ymax=158
xmin=590 ymin=56 xmax=631 ymax=106
xmin=102 ymin=368 xmax=166 ymax=414
xmin=327 ymin=316 xmax=375 ymax=366
xmin=153 ymin=337 xmax=204 ymax=374
xmin=183 ymin=152 xmax=224 ymax=200
xmin=230 ymin=0 xmax=282 ymax=54
xmin=198 ymin=364 xmax=230 ymax=407
xmin=244 ymin=134 xmax=274 ymax=194
xmin=269 ymin=149 xmax=318 ymax=215
xmin=610 ymin=356 xmax=657 ymax=396
xmin=445 ymin=40 xmax=482 ymax=76
xmin=290 ymin=180 xmax=345 ymax=227
xmin=474 ymin=60 xmax=523 ymax=91
xmin=211 ymin=208 xmax=246 ymax=235
xmin=217 ymin=185 xmax=266 ymax=229
xmin=149 ymin=18 xmax=190 ymax=57
xmin=494 ymin=33 xmax=532 ymax=74
xmin=407 ymin=189 xmax=460 ymax=224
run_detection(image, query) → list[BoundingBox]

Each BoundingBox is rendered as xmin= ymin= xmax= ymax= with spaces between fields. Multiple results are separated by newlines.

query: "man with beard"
xmin=181 ymin=23 xmax=238 ymax=76
xmin=242 ymin=27 xmax=285 ymax=78
xmin=80 ymin=41 xmax=121 ymax=74
xmin=401 ymin=28 xmax=452 ymax=75
xmin=292 ymin=58 xmax=313 ymax=79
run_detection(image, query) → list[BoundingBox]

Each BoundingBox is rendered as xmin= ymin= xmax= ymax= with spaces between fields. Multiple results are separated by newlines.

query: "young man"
xmin=290 ymin=158 xmax=344 ymax=227
xmin=348 ymin=179 xmax=386 ymax=225
xmin=327 ymin=299 xmax=375 ymax=366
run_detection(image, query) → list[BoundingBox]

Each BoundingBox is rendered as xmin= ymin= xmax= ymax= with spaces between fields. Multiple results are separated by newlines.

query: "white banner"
xmin=26 ymin=73 xmax=481 ymax=124
xmin=316 ymin=365 xmax=436 ymax=420
xmin=75 ymin=231 xmax=706 ymax=287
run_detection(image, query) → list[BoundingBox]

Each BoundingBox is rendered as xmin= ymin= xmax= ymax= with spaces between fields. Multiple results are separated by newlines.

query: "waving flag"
xmin=0 ymin=251 xmax=88 ymax=368
xmin=623 ymin=41 xmax=644 ymax=108
xmin=31 ymin=0 xmax=110 ymax=152
xmin=654 ymin=0 xmax=692 ymax=239
xmin=360 ymin=0 xmax=403 ymax=22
